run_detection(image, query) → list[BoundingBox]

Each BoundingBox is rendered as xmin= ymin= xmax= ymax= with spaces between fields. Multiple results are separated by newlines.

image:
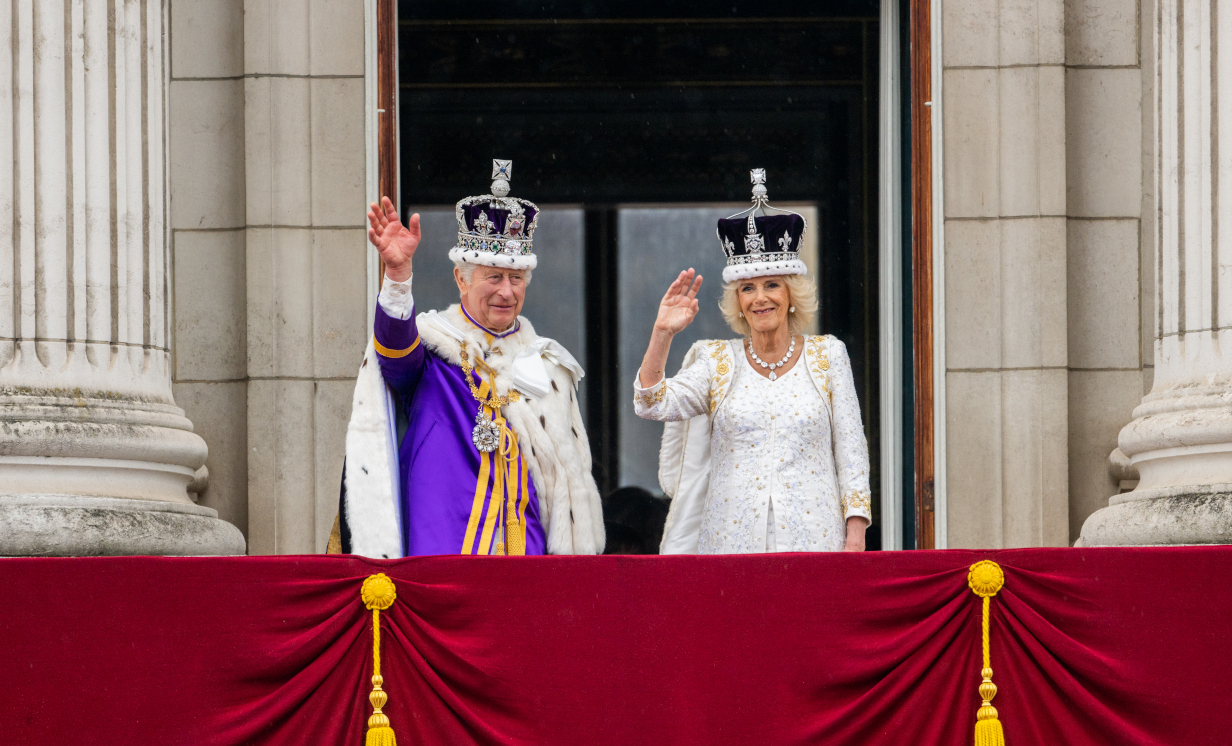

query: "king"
xmin=333 ymin=160 xmax=605 ymax=557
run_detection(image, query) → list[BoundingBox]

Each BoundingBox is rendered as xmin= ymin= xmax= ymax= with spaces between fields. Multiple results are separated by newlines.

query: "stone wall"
xmin=941 ymin=0 xmax=1071 ymax=548
xmin=940 ymin=0 xmax=1153 ymax=548
xmin=168 ymin=0 xmax=369 ymax=553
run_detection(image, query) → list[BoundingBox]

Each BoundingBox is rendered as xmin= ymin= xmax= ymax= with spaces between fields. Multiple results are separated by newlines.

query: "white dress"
xmin=634 ymin=336 xmax=871 ymax=554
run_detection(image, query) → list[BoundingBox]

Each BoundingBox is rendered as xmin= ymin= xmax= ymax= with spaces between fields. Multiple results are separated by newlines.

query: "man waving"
xmin=334 ymin=161 xmax=604 ymax=557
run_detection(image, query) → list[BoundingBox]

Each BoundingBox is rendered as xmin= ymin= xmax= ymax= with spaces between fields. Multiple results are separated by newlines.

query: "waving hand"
xmin=367 ymin=196 xmax=420 ymax=282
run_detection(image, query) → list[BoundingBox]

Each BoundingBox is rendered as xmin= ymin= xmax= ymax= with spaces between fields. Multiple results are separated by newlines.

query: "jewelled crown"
xmin=449 ymin=159 xmax=540 ymax=271
xmin=715 ymin=169 xmax=808 ymax=283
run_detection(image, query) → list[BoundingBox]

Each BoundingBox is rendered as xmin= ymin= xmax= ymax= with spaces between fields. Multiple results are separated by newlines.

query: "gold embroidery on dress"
xmin=708 ymin=341 xmax=733 ymax=413
xmin=841 ymin=490 xmax=873 ymax=515
xmin=806 ymin=335 xmax=831 ymax=394
xmin=635 ymin=385 xmax=667 ymax=408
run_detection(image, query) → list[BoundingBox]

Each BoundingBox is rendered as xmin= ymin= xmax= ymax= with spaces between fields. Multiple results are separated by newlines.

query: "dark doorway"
xmin=397 ymin=0 xmax=883 ymax=549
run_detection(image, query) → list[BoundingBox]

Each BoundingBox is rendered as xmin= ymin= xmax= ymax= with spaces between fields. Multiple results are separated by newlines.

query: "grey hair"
xmin=453 ymin=261 xmax=532 ymax=286
xmin=718 ymin=274 xmax=818 ymax=337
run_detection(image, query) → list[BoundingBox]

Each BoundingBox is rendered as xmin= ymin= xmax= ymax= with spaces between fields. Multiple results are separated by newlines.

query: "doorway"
xmin=394 ymin=0 xmax=893 ymax=549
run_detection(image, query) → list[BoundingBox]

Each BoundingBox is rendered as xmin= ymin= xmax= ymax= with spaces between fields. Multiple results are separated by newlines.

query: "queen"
xmin=633 ymin=170 xmax=872 ymax=554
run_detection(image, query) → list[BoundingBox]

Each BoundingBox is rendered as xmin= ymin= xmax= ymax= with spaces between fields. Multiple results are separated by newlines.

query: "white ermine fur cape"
xmin=343 ymin=304 xmax=605 ymax=557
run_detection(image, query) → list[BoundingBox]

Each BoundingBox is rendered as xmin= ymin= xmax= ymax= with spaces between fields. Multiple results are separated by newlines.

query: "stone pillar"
xmin=1082 ymin=0 xmax=1232 ymax=545
xmin=0 ymin=0 xmax=244 ymax=555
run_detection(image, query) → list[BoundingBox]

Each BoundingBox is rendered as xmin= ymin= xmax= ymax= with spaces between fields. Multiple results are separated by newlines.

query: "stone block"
xmin=310 ymin=78 xmax=366 ymax=226
xmin=173 ymin=230 xmax=247 ymax=381
xmin=169 ymin=80 xmax=245 ymax=229
xmin=245 ymin=77 xmax=312 ymax=226
xmin=1066 ymin=68 xmax=1142 ymax=217
xmin=945 ymin=371 xmax=1004 ymax=548
xmin=992 ymin=65 xmax=1069 ymax=216
xmin=945 ymin=219 xmax=1001 ymax=370
xmin=998 ymin=67 xmax=1043 ymax=217
xmin=1067 ymin=219 xmax=1141 ymax=369
xmin=1065 ymin=0 xmax=1139 ymax=67
xmin=944 ymin=69 xmax=1000 ymax=218
xmin=243 ymin=0 xmax=311 ymax=76
xmin=314 ymin=379 xmax=354 ymax=552
xmin=171 ymin=0 xmax=244 ymax=79
xmin=246 ymin=228 xmax=315 ymax=378
xmin=1000 ymin=368 xmax=1069 ymax=547
xmin=1038 ymin=65 xmax=1068 ymax=215
xmin=1001 ymin=217 xmax=1067 ymax=369
xmin=312 ymin=229 xmax=368 ymax=378
xmin=942 ymin=0 xmax=999 ymax=67
xmin=310 ymin=0 xmax=366 ymax=75
xmin=174 ymin=381 xmax=249 ymax=539
xmin=1001 ymin=0 xmax=1065 ymax=66
xmin=1067 ymin=369 xmax=1142 ymax=543
xmin=247 ymin=379 xmax=317 ymax=555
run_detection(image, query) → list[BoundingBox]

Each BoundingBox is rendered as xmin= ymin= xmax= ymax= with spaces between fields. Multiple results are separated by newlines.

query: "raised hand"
xmin=367 ymin=196 xmax=420 ymax=282
xmin=653 ymin=269 xmax=704 ymax=336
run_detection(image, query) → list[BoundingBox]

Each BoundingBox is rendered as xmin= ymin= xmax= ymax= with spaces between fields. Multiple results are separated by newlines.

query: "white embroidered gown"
xmin=634 ymin=336 xmax=871 ymax=554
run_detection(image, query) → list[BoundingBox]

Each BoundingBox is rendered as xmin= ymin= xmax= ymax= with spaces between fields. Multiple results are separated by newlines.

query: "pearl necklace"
xmin=748 ymin=336 xmax=795 ymax=381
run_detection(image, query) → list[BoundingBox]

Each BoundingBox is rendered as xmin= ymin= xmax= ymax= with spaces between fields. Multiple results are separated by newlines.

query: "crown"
xmin=448 ymin=159 xmax=540 ymax=271
xmin=715 ymin=169 xmax=808 ymax=283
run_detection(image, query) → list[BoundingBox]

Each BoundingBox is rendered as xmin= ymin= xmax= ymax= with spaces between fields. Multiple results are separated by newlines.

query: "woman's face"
xmin=736 ymin=275 xmax=791 ymax=335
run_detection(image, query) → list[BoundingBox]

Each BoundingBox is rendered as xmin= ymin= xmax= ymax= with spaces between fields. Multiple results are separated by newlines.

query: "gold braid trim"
xmin=374 ymin=335 xmax=420 ymax=359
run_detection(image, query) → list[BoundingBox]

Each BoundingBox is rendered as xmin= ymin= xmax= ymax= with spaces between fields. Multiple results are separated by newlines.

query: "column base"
xmin=0 ymin=495 xmax=246 ymax=556
xmin=1079 ymin=486 xmax=1232 ymax=546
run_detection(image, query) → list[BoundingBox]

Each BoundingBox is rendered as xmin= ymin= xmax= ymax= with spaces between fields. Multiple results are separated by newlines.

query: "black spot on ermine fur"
xmin=551 ymin=380 xmax=559 ymax=392
xmin=539 ymin=415 xmax=546 ymax=428
xmin=361 ymin=358 xmax=368 ymax=368
xmin=571 ymin=427 xmax=578 ymax=439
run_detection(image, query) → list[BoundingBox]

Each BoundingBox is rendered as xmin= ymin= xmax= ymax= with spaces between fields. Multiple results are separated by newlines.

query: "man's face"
xmin=455 ymin=265 xmax=528 ymax=332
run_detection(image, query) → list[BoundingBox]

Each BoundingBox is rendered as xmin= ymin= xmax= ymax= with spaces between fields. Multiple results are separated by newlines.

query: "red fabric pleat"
xmin=0 ymin=548 xmax=1229 ymax=745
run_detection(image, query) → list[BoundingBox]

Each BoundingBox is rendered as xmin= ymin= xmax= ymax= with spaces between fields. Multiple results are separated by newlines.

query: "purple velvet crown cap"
xmin=461 ymin=203 xmax=538 ymax=238
xmin=716 ymin=214 xmax=805 ymax=258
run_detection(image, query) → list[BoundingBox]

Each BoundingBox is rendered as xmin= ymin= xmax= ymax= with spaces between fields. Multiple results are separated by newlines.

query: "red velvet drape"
xmin=1 ymin=548 xmax=1229 ymax=745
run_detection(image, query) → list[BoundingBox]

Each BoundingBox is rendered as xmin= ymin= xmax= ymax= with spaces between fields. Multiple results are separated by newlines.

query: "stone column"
xmin=1082 ymin=0 xmax=1232 ymax=545
xmin=0 ymin=0 xmax=244 ymax=555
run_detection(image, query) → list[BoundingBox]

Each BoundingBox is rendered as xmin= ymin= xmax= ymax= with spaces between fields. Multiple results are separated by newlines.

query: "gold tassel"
xmin=362 ymin=574 xmax=399 ymax=746
xmin=968 ymin=561 xmax=1007 ymax=746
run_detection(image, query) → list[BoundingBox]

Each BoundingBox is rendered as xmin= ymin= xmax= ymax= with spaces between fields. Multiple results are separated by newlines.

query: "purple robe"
xmin=374 ymin=302 xmax=546 ymax=556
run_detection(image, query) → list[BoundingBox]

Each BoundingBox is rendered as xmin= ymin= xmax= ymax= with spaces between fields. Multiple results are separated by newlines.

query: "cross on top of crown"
xmin=750 ymin=168 xmax=768 ymax=201
xmin=490 ymin=159 xmax=513 ymax=197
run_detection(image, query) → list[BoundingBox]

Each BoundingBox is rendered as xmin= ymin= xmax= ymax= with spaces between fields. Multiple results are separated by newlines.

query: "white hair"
xmin=453 ymin=260 xmax=532 ymax=286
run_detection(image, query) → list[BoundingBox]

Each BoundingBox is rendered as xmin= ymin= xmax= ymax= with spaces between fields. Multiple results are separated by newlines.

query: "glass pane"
xmin=617 ymin=205 xmax=819 ymax=493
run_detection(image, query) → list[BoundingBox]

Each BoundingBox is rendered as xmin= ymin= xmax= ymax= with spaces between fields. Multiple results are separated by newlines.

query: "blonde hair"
xmin=719 ymin=274 xmax=818 ymax=337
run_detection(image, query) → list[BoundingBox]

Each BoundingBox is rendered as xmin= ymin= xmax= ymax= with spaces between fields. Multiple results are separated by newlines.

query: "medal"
xmin=459 ymin=342 xmax=520 ymax=454
xmin=472 ymin=409 xmax=502 ymax=453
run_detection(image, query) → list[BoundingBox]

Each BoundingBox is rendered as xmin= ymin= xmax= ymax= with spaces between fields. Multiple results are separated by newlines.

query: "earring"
xmin=790 ymin=306 xmax=796 ymax=313
xmin=738 ymin=312 xmax=744 ymax=318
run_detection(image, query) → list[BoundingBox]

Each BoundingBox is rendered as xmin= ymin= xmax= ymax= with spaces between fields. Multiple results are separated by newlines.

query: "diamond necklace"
xmin=748 ymin=336 xmax=795 ymax=381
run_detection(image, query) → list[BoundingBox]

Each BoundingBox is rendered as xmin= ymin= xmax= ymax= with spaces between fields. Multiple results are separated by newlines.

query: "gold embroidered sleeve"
xmin=841 ymin=490 xmax=873 ymax=520
xmin=631 ymin=350 xmax=714 ymax=423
